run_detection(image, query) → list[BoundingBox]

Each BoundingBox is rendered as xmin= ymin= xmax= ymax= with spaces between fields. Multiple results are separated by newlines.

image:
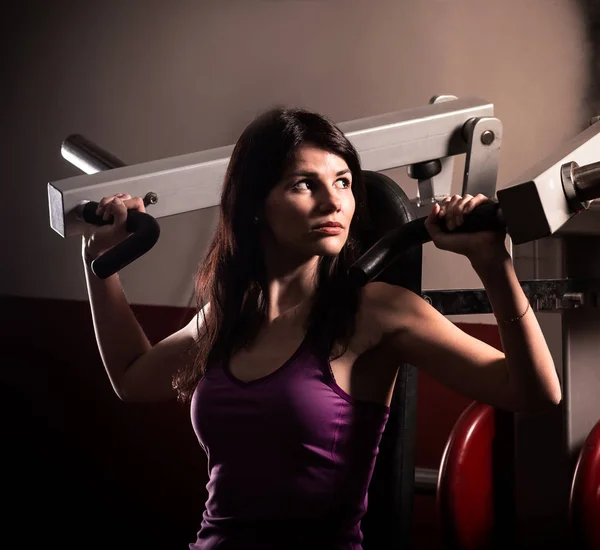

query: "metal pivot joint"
xmin=561 ymin=160 xmax=600 ymax=212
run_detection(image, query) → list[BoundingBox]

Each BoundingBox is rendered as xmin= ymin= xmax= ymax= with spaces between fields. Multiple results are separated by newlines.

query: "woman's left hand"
xmin=424 ymin=193 xmax=508 ymax=264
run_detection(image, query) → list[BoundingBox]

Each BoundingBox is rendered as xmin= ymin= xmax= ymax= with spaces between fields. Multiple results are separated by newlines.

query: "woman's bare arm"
xmin=83 ymin=241 xmax=202 ymax=403
xmin=367 ymin=274 xmax=560 ymax=414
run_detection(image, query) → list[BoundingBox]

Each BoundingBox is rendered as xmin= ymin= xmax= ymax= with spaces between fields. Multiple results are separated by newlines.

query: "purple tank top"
xmin=189 ymin=336 xmax=390 ymax=549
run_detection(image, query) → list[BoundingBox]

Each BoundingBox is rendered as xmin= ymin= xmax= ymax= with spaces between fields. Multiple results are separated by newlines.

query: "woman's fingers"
xmin=439 ymin=194 xmax=464 ymax=230
xmin=438 ymin=193 xmax=492 ymax=230
xmin=424 ymin=202 xmax=443 ymax=239
xmin=95 ymin=193 xmax=146 ymax=219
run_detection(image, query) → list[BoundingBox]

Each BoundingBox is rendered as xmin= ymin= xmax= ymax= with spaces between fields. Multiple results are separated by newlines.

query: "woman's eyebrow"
xmin=288 ymin=169 xmax=351 ymax=178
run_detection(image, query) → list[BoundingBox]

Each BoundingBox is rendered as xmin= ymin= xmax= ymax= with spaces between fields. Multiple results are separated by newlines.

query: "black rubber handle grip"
xmin=82 ymin=201 xmax=161 ymax=279
xmin=349 ymin=202 xmax=504 ymax=286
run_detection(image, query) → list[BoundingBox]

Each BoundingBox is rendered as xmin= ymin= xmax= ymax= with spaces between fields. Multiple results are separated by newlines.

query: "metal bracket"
xmin=462 ymin=116 xmax=503 ymax=198
xmin=411 ymin=95 xmax=502 ymax=206
xmin=414 ymin=95 xmax=458 ymax=206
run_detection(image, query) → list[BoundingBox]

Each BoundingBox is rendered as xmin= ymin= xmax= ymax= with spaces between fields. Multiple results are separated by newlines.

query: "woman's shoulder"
xmin=358 ymin=281 xmax=424 ymax=333
xmin=337 ymin=282 xmax=422 ymax=361
xmin=361 ymin=281 xmax=420 ymax=309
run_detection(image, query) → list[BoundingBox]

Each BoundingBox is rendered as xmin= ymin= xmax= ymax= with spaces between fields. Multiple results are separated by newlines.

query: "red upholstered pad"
xmin=437 ymin=402 xmax=495 ymax=550
xmin=570 ymin=418 xmax=600 ymax=550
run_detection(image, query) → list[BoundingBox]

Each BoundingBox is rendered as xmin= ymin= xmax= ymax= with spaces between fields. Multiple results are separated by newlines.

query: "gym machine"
xmin=47 ymin=95 xmax=600 ymax=547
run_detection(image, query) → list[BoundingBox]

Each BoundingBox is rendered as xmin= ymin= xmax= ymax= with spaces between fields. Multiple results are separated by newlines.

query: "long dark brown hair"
xmin=173 ymin=106 xmax=369 ymax=402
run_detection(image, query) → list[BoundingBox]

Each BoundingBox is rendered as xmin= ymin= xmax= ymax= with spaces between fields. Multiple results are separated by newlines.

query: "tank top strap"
xmin=301 ymin=333 xmax=337 ymax=382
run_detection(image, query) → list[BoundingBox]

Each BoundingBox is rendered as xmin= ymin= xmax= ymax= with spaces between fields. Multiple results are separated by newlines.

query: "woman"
xmin=82 ymin=107 xmax=561 ymax=549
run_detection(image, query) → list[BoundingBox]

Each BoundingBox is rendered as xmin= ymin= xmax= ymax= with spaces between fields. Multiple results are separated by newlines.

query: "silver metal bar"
xmin=572 ymin=160 xmax=600 ymax=202
xmin=414 ymin=467 xmax=438 ymax=495
xmin=61 ymin=134 xmax=126 ymax=174
xmin=48 ymin=96 xmax=496 ymax=238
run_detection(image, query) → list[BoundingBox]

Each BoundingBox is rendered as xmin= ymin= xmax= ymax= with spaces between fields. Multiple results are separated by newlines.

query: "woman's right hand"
xmin=83 ymin=193 xmax=146 ymax=259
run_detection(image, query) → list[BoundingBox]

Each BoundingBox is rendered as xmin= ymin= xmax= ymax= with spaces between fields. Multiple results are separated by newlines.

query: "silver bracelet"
xmin=495 ymin=301 xmax=530 ymax=324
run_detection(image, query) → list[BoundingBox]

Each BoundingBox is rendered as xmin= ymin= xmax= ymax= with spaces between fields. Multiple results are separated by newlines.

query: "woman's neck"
xmin=263 ymin=258 xmax=319 ymax=323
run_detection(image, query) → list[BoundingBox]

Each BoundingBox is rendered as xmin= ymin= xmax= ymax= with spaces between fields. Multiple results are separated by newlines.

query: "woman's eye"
xmin=293 ymin=178 xmax=350 ymax=190
xmin=294 ymin=180 xmax=311 ymax=190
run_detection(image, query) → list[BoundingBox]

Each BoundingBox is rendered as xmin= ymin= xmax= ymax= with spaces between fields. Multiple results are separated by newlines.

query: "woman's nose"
xmin=318 ymin=188 xmax=342 ymax=212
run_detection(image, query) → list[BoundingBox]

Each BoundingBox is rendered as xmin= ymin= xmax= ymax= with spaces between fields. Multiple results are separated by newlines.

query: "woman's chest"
xmin=192 ymin=359 xmax=348 ymax=457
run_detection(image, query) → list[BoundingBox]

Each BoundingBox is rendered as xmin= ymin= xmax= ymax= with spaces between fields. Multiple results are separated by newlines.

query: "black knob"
xmin=407 ymin=159 xmax=443 ymax=180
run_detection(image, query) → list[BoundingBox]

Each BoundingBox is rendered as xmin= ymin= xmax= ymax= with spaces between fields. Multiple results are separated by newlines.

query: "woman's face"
xmin=261 ymin=144 xmax=356 ymax=263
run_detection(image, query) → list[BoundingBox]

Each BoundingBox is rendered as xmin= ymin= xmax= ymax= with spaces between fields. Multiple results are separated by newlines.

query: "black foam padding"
xmin=359 ymin=171 xmax=421 ymax=550
xmin=350 ymin=199 xmax=503 ymax=286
